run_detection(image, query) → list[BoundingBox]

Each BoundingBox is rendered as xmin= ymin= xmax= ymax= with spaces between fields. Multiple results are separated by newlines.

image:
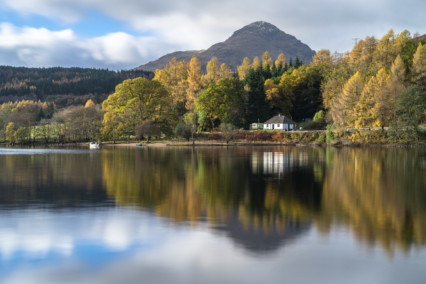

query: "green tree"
xmin=245 ymin=67 xmax=271 ymax=125
xmin=5 ymin=122 xmax=16 ymax=144
xmin=102 ymin=78 xmax=175 ymax=137
xmin=195 ymin=83 xmax=223 ymax=129
xmin=195 ymin=78 xmax=245 ymax=130
xmin=390 ymin=86 xmax=426 ymax=141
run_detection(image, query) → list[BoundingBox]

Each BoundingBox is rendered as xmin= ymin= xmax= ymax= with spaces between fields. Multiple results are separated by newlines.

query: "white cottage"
xmin=263 ymin=114 xmax=297 ymax=130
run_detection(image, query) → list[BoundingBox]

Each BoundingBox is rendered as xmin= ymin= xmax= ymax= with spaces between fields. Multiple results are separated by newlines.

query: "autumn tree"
xmin=252 ymin=56 xmax=261 ymax=69
xmin=331 ymin=72 xmax=364 ymax=128
xmin=153 ymin=58 xmax=188 ymax=114
xmin=84 ymin=99 xmax=96 ymax=108
xmin=262 ymin=51 xmax=272 ymax=70
xmin=412 ymin=43 xmax=426 ymax=88
xmin=265 ymin=78 xmax=293 ymax=117
xmin=354 ymin=76 xmax=380 ymax=129
xmin=186 ymin=56 xmax=203 ymax=111
xmin=275 ymin=53 xmax=286 ymax=68
xmin=374 ymin=56 xmax=406 ymax=127
xmin=53 ymin=105 xmax=103 ymax=141
xmin=312 ymin=49 xmax=333 ymax=67
xmin=102 ymin=78 xmax=175 ymax=139
xmin=204 ymin=57 xmax=220 ymax=83
xmin=237 ymin=57 xmax=251 ymax=81
xmin=219 ymin=63 xmax=232 ymax=79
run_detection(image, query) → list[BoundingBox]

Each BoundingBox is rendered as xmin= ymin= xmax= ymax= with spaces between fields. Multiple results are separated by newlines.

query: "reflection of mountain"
xmin=0 ymin=151 xmax=109 ymax=208
xmin=102 ymin=147 xmax=323 ymax=254
xmin=216 ymin=214 xmax=311 ymax=254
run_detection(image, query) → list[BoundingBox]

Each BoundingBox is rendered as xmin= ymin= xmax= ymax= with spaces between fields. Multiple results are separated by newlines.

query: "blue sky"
xmin=0 ymin=0 xmax=424 ymax=70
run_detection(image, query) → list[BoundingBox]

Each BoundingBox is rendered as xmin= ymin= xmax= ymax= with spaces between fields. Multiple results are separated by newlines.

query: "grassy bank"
xmin=2 ymin=128 xmax=425 ymax=148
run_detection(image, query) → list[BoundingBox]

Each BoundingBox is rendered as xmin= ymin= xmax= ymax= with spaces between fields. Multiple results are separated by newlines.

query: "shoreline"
xmin=101 ymin=141 xmax=426 ymax=149
xmin=1 ymin=140 xmax=425 ymax=149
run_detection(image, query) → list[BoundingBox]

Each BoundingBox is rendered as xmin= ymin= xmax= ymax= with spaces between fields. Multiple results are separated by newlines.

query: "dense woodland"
xmin=0 ymin=30 xmax=425 ymax=144
xmin=0 ymin=67 xmax=153 ymax=106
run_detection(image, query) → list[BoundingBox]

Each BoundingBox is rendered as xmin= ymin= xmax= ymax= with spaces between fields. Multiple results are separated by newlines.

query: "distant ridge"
xmin=135 ymin=21 xmax=315 ymax=72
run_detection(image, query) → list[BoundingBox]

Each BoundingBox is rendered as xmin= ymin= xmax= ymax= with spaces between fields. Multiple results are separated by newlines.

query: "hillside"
xmin=136 ymin=21 xmax=315 ymax=72
xmin=0 ymin=66 xmax=153 ymax=106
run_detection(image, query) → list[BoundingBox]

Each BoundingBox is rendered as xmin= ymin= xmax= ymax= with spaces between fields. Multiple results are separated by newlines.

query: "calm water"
xmin=0 ymin=146 xmax=425 ymax=284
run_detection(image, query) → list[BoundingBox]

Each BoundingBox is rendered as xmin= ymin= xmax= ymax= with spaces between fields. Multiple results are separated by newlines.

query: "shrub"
xmin=326 ymin=124 xmax=335 ymax=144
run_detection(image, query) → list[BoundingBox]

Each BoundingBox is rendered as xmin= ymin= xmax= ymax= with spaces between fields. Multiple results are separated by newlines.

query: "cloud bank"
xmin=0 ymin=0 xmax=424 ymax=69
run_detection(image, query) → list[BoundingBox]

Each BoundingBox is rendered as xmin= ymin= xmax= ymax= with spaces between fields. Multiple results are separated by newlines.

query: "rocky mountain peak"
xmin=135 ymin=21 xmax=315 ymax=72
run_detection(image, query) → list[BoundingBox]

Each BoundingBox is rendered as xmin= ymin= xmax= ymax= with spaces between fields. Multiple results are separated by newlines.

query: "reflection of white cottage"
xmin=263 ymin=114 xmax=297 ymax=130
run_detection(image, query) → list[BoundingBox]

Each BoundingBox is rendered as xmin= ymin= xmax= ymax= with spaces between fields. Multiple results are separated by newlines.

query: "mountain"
xmin=136 ymin=21 xmax=316 ymax=72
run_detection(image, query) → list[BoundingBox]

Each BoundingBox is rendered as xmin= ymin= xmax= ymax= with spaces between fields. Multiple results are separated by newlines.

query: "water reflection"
xmin=0 ymin=150 xmax=108 ymax=208
xmin=0 ymin=146 xmax=425 ymax=257
xmin=317 ymin=148 xmax=426 ymax=255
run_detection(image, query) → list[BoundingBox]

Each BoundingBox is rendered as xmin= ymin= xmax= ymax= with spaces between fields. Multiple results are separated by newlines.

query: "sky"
xmin=0 ymin=0 xmax=424 ymax=70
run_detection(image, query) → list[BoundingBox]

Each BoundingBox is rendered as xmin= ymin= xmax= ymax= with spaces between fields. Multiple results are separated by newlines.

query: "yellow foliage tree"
xmin=331 ymin=72 xmax=364 ymax=128
xmin=153 ymin=57 xmax=188 ymax=109
xmin=186 ymin=56 xmax=202 ymax=111
xmin=412 ymin=43 xmax=426 ymax=87
xmin=275 ymin=53 xmax=286 ymax=68
xmin=237 ymin=57 xmax=251 ymax=80
xmin=252 ymin=56 xmax=261 ymax=69
xmin=311 ymin=49 xmax=333 ymax=67
xmin=219 ymin=63 xmax=232 ymax=79
xmin=262 ymin=51 xmax=272 ymax=70
xmin=204 ymin=57 xmax=220 ymax=83
xmin=84 ymin=99 xmax=96 ymax=108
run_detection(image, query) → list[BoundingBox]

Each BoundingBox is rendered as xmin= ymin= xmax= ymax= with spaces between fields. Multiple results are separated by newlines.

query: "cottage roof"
xmin=264 ymin=114 xmax=296 ymax=124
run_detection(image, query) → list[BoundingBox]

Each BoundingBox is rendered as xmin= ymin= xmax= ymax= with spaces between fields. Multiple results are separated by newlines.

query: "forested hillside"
xmin=0 ymin=66 xmax=153 ymax=106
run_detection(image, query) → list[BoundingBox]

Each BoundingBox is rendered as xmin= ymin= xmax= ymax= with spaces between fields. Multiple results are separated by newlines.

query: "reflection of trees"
xmin=102 ymin=147 xmax=324 ymax=236
xmin=0 ymin=151 xmax=107 ymax=207
xmin=103 ymin=146 xmax=426 ymax=255
xmin=317 ymin=148 xmax=426 ymax=255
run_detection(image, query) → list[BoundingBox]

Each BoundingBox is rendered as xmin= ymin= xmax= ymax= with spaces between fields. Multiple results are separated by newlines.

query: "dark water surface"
xmin=0 ymin=146 xmax=425 ymax=284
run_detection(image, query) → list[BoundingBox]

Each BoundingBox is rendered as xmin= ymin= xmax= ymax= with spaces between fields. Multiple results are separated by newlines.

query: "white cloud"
xmin=0 ymin=23 xmax=172 ymax=69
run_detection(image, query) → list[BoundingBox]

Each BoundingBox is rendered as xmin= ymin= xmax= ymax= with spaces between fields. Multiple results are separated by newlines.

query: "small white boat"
xmin=89 ymin=142 xmax=100 ymax=149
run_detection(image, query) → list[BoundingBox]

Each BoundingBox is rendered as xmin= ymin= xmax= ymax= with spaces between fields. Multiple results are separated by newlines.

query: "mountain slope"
xmin=136 ymin=21 xmax=315 ymax=72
